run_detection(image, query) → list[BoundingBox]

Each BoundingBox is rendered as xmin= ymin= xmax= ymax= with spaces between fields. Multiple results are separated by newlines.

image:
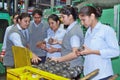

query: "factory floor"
xmin=0 ymin=74 xmax=6 ymax=80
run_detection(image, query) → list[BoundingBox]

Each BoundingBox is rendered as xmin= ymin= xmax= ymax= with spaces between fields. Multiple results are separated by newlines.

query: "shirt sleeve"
xmin=100 ymin=27 xmax=120 ymax=58
xmin=70 ymin=35 xmax=80 ymax=48
xmin=2 ymin=26 xmax=12 ymax=50
xmin=9 ymin=33 xmax=24 ymax=47
xmin=45 ymin=28 xmax=52 ymax=42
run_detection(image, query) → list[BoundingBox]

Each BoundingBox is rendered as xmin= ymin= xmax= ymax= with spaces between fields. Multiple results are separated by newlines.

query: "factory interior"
xmin=0 ymin=0 xmax=120 ymax=80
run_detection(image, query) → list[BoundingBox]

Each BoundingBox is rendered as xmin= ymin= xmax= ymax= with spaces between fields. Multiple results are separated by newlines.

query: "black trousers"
xmin=38 ymin=56 xmax=46 ymax=64
xmin=32 ymin=56 xmax=46 ymax=65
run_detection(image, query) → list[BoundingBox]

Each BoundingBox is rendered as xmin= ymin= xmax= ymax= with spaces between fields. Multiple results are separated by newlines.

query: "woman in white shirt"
xmin=77 ymin=6 xmax=119 ymax=80
xmin=3 ymin=13 xmax=32 ymax=67
xmin=37 ymin=14 xmax=66 ymax=58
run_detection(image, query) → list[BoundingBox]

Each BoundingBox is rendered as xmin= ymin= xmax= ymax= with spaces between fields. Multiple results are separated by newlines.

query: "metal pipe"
xmin=24 ymin=0 xmax=29 ymax=12
xmin=36 ymin=0 xmax=39 ymax=8
xmin=14 ymin=0 xmax=18 ymax=13
xmin=76 ymin=0 xmax=120 ymax=9
xmin=2 ymin=0 xmax=4 ymax=9
xmin=66 ymin=0 xmax=72 ymax=5
xmin=7 ymin=0 xmax=11 ymax=13
xmin=51 ymin=0 xmax=55 ymax=8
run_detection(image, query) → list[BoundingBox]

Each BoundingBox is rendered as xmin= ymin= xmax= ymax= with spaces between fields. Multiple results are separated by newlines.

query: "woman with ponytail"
xmin=77 ymin=6 xmax=119 ymax=80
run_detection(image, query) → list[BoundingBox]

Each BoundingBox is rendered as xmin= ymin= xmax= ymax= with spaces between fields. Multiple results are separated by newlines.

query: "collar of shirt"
xmin=16 ymin=24 xmax=23 ymax=30
xmin=48 ymin=24 xmax=64 ymax=35
xmin=47 ymin=26 xmax=65 ymax=39
xmin=66 ymin=21 xmax=77 ymax=33
xmin=47 ymin=28 xmax=55 ymax=36
xmin=33 ymin=20 xmax=43 ymax=27
xmin=86 ymin=22 xmax=101 ymax=37
xmin=16 ymin=24 xmax=28 ymax=31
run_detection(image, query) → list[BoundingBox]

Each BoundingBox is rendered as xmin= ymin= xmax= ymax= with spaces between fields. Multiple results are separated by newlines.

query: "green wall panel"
xmin=100 ymin=9 xmax=114 ymax=28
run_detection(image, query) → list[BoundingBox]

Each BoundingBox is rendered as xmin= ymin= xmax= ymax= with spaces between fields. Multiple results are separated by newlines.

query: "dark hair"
xmin=32 ymin=8 xmax=43 ymax=16
xmin=17 ymin=13 xmax=30 ymax=22
xmin=79 ymin=6 xmax=102 ymax=18
xmin=13 ymin=13 xmax=19 ymax=19
xmin=60 ymin=5 xmax=78 ymax=20
xmin=11 ymin=13 xmax=19 ymax=24
xmin=48 ymin=14 xmax=61 ymax=24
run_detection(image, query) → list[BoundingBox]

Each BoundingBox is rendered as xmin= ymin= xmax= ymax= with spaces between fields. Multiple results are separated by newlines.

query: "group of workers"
xmin=0 ymin=5 xmax=119 ymax=80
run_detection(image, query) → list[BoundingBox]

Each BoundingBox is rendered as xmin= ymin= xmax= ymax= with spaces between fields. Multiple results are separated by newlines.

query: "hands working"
xmin=36 ymin=41 xmax=46 ymax=50
xmin=76 ymin=45 xmax=100 ymax=56
xmin=76 ymin=45 xmax=91 ymax=56
xmin=31 ymin=53 xmax=41 ymax=64
xmin=36 ymin=40 xmax=60 ymax=53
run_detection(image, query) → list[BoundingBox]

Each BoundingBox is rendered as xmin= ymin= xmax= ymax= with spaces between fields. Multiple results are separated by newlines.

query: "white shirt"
xmin=84 ymin=22 xmax=119 ymax=80
xmin=45 ymin=24 xmax=66 ymax=58
xmin=9 ymin=24 xmax=28 ymax=47
xmin=33 ymin=20 xmax=44 ymax=27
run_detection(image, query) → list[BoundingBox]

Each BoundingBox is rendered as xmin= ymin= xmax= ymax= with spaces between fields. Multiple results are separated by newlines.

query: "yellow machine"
xmin=7 ymin=46 xmax=69 ymax=80
xmin=7 ymin=66 xmax=69 ymax=80
xmin=12 ymin=46 xmax=32 ymax=68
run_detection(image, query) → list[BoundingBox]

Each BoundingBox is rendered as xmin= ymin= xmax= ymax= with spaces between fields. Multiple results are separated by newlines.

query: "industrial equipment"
xmin=0 ymin=9 xmax=10 ymax=75
xmin=7 ymin=66 xmax=70 ymax=80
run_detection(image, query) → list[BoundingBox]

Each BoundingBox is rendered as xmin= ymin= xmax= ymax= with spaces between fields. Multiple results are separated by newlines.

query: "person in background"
xmin=28 ymin=9 xmax=49 ymax=64
xmin=36 ymin=14 xmax=66 ymax=58
xmin=51 ymin=5 xmax=84 ymax=68
xmin=3 ymin=13 xmax=31 ymax=68
xmin=0 ymin=13 xmax=19 ymax=57
xmin=77 ymin=6 xmax=120 ymax=80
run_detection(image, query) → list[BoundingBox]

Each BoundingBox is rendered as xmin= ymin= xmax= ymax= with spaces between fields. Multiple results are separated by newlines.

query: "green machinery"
xmin=0 ymin=10 xmax=11 ymax=51
xmin=0 ymin=0 xmax=11 ymax=51
xmin=43 ymin=0 xmax=85 ymax=21
xmin=43 ymin=5 xmax=63 ymax=21
xmin=72 ymin=0 xmax=84 ymax=6
xmin=0 ymin=10 xmax=11 ymax=75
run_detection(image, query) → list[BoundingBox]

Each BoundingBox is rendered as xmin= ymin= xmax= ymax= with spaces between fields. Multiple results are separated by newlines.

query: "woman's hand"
xmin=49 ymin=38 xmax=62 ymax=44
xmin=31 ymin=53 xmax=41 ymax=64
xmin=76 ymin=45 xmax=92 ymax=56
xmin=76 ymin=45 xmax=100 ymax=56
xmin=49 ymin=38 xmax=58 ymax=44
xmin=36 ymin=41 xmax=46 ymax=50
xmin=46 ymin=46 xmax=59 ymax=53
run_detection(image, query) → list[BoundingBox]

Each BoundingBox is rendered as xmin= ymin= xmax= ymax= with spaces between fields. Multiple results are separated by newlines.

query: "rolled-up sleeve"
xmin=70 ymin=35 xmax=80 ymax=48
xmin=100 ymin=27 xmax=120 ymax=58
